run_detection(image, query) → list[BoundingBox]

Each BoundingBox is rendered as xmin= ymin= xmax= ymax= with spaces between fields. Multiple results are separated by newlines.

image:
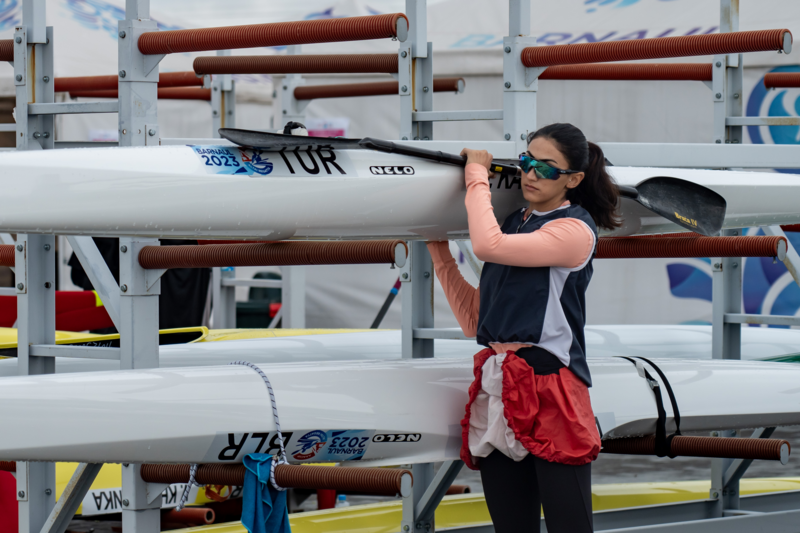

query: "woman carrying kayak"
xmin=428 ymin=123 xmax=621 ymax=533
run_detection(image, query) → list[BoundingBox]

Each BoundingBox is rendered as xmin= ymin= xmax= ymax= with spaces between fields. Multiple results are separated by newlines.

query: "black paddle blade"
xmin=219 ymin=128 xmax=364 ymax=150
xmin=634 ymin=176 xmax=727 ymax=236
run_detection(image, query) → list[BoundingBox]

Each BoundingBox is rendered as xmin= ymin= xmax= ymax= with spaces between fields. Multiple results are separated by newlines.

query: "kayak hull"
xmin=1 ymin=356 xmax=799 ymax=464
xmin=0 ymin=144 xmax=797 ymax=239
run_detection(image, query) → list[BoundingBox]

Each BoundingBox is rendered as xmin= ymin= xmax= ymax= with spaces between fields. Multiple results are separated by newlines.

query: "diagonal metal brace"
xmin=67 ymin=236 xmax=121 ymax=330
xmin=723 ymin=427 xmax=776 ymax=488
xmin=39 ymin=463 xmax=102 ymax=533
xmin=415 ymin=460 xmax=464 ymax=523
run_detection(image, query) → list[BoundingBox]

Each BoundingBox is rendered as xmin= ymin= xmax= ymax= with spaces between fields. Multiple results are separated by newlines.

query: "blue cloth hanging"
xmin=241 ymin=454 xmax=292 ymax=533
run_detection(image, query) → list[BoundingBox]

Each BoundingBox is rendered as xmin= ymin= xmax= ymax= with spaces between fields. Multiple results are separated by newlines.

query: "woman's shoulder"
xmin=562 ymin=204 xmax=598 ymax=235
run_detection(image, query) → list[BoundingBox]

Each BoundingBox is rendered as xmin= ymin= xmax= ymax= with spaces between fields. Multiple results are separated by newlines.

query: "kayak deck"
xmin=2 ymin=356 xmax=800 ymax=464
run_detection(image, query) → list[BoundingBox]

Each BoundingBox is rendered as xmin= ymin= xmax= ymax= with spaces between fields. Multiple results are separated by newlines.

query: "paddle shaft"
xmin=359 ymin=138 xmax=520 ymax=176
xmin=220 ymin=128 xmax=725 ymax=237
xmin=618 ymin=185 xmax=639 ymax=199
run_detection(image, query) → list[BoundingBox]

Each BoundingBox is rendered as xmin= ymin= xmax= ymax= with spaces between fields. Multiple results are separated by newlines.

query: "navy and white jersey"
xmin=476 ymin=204 xmax=598 ymax=386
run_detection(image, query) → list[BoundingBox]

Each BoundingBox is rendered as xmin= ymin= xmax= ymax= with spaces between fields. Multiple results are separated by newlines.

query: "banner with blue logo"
xmin=747 ymin=65 xmax=800 ymax=173
xmin=666 ymin=230 xmax=800 ymax=326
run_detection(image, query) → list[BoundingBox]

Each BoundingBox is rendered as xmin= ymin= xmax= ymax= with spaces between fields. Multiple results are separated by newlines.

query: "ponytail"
xmin=570 ymin=141 xmax=621 ymax=230
xmin=528 ymin=124 xmax=621 ymax=230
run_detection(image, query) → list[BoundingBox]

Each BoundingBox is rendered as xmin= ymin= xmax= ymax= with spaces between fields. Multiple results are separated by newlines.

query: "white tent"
xmin=0 ymin=0 xmax=797 ymax=141
xmin=4 ymin=0 xmax=800 ymax=328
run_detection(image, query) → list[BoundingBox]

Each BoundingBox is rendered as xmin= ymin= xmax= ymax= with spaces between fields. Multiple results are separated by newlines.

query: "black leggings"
xmin=479 ymin=449 xmax=593 ymax=533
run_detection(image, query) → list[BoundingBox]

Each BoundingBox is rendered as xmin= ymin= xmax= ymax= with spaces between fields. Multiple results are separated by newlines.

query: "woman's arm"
xmin=465 ymin=164 xmax=595 ymax=269
xmin=426 ymin=241 xmax=480 ymax=337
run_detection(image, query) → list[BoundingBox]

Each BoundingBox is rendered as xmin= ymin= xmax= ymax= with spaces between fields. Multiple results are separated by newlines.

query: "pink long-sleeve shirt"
xmin=428 ymin=163 xmax=595 ymax=351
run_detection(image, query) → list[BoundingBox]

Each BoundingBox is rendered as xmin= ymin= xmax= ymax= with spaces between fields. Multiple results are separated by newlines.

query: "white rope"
xmin=175 ymin=464 xmax=198 ymax=512
xmin=229 ymin=360 xmax=288 ymax=491
xmin=176 ymin=361 xmax=288 ymax=511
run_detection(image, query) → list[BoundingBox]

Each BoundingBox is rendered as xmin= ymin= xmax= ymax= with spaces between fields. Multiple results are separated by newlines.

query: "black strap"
xmin=618 ymin=356 xmax=681 ymax=458
xmin=633 ymin=356 xmax=682 ymax=437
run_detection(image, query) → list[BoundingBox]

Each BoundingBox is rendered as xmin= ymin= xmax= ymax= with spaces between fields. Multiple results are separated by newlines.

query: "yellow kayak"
xmin=0 ymin=326 xmax=373 ymax=358
xmin=175 ymin=477 xmax=800 ymax=533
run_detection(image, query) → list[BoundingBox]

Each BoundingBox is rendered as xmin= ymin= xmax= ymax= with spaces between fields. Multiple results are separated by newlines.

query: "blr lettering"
xmin=262 ymin=432 xmax=292 ymax=455
xmin=218 ymin=432 xmax=294 ymax=461
xmin=218 ymin=433 xmax=248 ymax=460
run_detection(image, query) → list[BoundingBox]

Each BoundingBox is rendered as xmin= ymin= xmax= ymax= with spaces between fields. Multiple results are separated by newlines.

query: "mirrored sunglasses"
xmin=519 ymin=153 xmax=580 ymax=180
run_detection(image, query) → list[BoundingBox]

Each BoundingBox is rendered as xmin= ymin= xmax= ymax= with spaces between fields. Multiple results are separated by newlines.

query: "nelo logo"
xmin=372 ymin=433 xmax=421 ymax=443
xmin=370 ymin=166 xmax=415 ymax=175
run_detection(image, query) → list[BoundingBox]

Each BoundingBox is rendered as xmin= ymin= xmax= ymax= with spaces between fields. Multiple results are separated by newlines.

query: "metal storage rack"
xmin=7 ymin=0 xmax=800 ymax=532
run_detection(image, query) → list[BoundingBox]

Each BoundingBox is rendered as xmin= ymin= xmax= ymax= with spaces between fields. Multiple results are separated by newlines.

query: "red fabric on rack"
xmin=0 ymin=291 xmax=113 ymax=331
xmin=0 ymin=471 xmax=17 ymax=533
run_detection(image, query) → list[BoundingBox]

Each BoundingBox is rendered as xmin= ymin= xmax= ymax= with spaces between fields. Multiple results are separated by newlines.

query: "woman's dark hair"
xmin=526 ymin=123 xmax=621 ymax=230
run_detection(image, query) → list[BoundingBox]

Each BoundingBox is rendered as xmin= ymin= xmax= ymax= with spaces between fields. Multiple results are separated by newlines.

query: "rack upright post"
xmin=211 ymin=50 xmax=236 ymax=137
xmin=118 ymin=1 xmax=162 ymax=531
xmin=14 ymin=0 xmax=57 ymax=527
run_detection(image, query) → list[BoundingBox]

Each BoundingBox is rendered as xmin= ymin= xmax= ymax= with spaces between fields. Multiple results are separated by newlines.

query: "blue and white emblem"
xmin=746 ymin=66 xmax=800 ymax=173
xmin=241 ymin=150 xmax=274 ymax=175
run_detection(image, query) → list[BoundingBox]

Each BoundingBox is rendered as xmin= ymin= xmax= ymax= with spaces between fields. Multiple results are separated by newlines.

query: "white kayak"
xmin=0 ymin=143 xmax=797 ymax=239
xmin=1 ymin=349 xmax=800 ymax=465
xmin=0 ymin=325 xmax=796 ymax=376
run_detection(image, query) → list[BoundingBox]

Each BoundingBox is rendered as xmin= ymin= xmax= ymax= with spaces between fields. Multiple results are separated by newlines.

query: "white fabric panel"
xmin=536 ymin=267 xmax=574 ymax=367
xmin=468 ymin=353 xmax=529 ymax=461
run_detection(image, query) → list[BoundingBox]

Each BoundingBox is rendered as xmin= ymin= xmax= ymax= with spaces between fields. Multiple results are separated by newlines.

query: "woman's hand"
xmin=461 ymin=148 xmax=493 ymax=171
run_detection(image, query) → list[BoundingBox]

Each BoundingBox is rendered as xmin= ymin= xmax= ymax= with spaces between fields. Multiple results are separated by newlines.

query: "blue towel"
xmin=241 ymin=454 xmax=292 ymax=533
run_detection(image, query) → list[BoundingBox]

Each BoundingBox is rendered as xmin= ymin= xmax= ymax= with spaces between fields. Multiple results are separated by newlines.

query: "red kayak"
xmin=0 ymin=290 xmax=113 ymax=331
